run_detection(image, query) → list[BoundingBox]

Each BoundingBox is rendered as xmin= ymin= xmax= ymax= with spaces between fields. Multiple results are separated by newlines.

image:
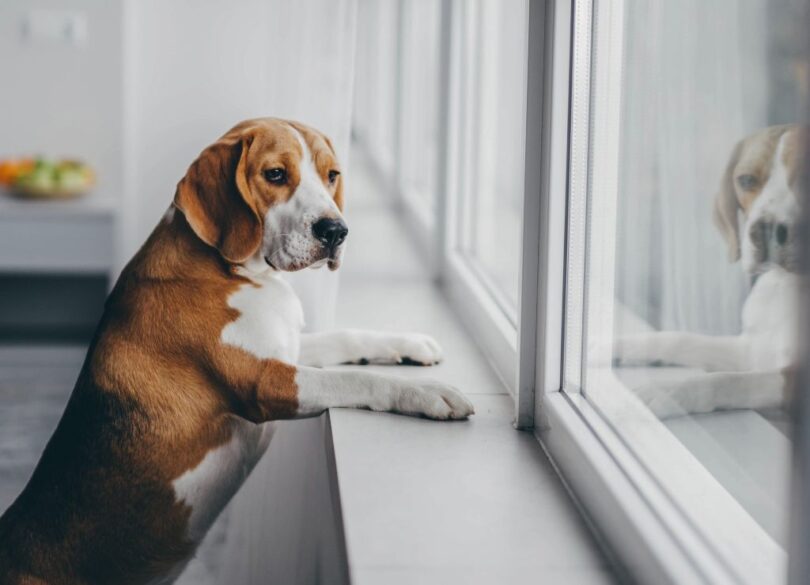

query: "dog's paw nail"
xmin=390 ymin=334 xmax=443 ymax=367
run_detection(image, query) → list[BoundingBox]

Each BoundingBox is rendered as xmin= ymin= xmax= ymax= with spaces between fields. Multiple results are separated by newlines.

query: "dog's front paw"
xmin=631 ymin=379 xmax=696 ymax=419
xmin=612 ymin=335 xmax=654 ymax=366
xmin=396 ymin=333 xmax=444 ymax=365
xmin=356 ymin=333 xmax=442 ymax=366
xmin=397 ymin=379 xmax=475 ymax=420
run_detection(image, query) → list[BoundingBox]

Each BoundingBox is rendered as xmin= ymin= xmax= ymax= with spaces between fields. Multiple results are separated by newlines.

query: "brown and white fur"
xmin=0 ymin=118 xmax=474 ymax=585
xmin=613 ymin=124 xmax=807 ymax=418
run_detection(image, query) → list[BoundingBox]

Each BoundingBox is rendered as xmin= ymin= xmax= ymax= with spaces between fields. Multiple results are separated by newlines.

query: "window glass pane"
xmin=454 ymin=0 xmax=528 ymax=315
xmin=574 ymin=0 xmax=808 ymax=574
xmin=398 ymin=0 xmax=442 ymax=220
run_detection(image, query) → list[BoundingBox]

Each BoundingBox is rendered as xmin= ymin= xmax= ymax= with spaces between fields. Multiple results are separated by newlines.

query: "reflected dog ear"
xmin=712 ymin=141 xmax=743 ymax=262
xmin=174 ymin=134 xmax=262 ymax=264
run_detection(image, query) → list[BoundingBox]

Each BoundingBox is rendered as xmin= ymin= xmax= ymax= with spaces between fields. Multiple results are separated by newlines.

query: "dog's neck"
xmin=125 ymin=207 xmax=236 ymax=284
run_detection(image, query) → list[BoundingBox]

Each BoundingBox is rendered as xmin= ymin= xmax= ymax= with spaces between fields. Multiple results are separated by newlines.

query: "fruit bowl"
xmin=0 ymin=158 xmax=95 ymax=200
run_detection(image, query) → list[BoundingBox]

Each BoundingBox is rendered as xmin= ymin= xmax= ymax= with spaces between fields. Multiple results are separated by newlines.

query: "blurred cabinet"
xmin=0 ymin=196 xmax=116 ymax=342
xmin=0 ymin=197 xmax=115 ymax=276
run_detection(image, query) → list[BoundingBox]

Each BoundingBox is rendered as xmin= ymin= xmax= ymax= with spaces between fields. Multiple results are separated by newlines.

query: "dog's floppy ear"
xmin=712 ymin=141 xmax=743 ymax=262
xmin=174 ymin=134 xmax=262 ymax=264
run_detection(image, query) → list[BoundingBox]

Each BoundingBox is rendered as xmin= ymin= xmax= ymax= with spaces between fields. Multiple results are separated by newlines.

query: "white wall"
xmin=0 ymin=0 xmax=124 ymax=207
xmin=124 ymin=0 xmax=272 ymax=251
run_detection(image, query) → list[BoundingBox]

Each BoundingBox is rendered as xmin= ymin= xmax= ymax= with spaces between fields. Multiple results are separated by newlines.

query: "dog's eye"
xmin=737 ymin=174 xmax=759 ymax=191
xmin=264 ymin=168 xmax=287 ymax=185
xmin=328 ymin=170 xmax=340 ymax=185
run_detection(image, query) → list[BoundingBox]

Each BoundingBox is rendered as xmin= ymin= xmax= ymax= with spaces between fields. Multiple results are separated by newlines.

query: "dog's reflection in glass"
xmin=611 ymin=124 xmax=807 ymax=419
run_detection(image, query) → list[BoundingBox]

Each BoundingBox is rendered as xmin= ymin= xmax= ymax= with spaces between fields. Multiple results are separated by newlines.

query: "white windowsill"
xmin=328 ymin=396 xmax=613 ymax=584
xmin=320 ymin=152 xmax=613 ymax=584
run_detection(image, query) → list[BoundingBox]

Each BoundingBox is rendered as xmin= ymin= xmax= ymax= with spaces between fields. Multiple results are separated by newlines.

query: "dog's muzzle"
xmin=312 ymin=217 xmax=348 ymax=251
xmin=311 ymin=217 xmax=348 ymax=271
xmin=748 ymin=217 xmax=798 ymax=272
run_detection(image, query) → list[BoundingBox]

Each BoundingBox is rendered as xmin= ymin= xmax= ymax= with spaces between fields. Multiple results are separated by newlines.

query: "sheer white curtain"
xmin=219 ymin=2 xmax=358 ymax=581
xmin=614 ymin=0 xmax=769 ymax=335
xmin=264 ymin=0 xmax=358 ymax=332
xmin=352 ymin=0 xmax=399 ymax=178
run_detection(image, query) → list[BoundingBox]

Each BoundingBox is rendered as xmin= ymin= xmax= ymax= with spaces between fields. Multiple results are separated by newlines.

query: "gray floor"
xmin=0 ymin=346 xmax=84 ymax=512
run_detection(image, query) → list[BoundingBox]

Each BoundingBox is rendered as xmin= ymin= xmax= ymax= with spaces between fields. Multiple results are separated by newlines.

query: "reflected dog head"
xmin=174 ymin=118 xmax=347 ymax=272
xmin=714 ymin=124 xmax=807 ymax=274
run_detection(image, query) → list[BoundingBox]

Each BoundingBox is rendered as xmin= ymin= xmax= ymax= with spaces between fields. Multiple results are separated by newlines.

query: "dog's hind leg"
xmin=630 ymin=370 xmax=787 ymax=419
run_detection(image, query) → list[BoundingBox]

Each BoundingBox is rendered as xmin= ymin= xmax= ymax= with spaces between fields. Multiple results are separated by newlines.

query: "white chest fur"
xmin=172 ymin=269 xmax=304 ymax=544
xmin=172 ymin=418 xmax=276 ymax=542
xmin=742 ymin=267 xmax=800 ymax=370
xmin=220 ymin=269 xmax=304 ymax=363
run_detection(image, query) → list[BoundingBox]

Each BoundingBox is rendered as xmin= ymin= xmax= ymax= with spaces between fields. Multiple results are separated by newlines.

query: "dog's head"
xmin=174 ymin=118 xmax=347 ymax=271
xmin=714 ymin=124 xmax=807 ymax=274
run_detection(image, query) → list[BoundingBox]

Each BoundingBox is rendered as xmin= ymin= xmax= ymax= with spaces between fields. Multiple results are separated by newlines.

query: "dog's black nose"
xmin=312 ymin=217 xmax=348 ymax=249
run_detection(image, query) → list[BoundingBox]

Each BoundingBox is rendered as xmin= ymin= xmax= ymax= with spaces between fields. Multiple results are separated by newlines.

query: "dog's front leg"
xmin=299 ymin=330 xmax=443 ymax=367
xmin=613 ymin=332 xmax=750 ymax=371
xmin=294 ymin=367 xmax=474 ymax=419
xmin=234 ymin=358 xmax=474 ymax=421
xmin=631 ymin=370 xmax=786 ymax=419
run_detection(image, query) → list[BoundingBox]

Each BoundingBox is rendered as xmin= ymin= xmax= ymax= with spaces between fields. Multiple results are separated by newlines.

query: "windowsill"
xmin=328 ymin=396 xmax=614 ymax=584
xmin=321 ymin=151 xmax=613 ymax=583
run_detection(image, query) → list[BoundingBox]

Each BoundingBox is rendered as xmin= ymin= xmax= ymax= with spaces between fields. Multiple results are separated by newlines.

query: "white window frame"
xmin=519 ymin=1 xmax=790 ymax=583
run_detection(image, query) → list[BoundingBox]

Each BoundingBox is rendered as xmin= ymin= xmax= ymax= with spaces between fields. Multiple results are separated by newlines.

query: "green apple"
xmin=55 ymin=166 xmax=85 ymax=190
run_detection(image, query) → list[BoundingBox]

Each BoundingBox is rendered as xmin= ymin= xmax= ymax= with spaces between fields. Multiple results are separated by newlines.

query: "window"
xmin=531 ymin=0 xmax=809 ymax=582
xmin=355 ymin=0 xmax=809 ymax=580
xmin=353 ymin=0 xmax=529 ymax=390
xmin=442 ymin=0 xmax=529 ymax=390
xmin=450 ymin=0 xmax=528 ymax=316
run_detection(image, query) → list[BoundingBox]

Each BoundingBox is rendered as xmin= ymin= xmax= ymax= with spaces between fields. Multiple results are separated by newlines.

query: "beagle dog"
xmin=614 ymin=124 xmax=807 ymax=418
xmin=0 ymin=118 xmax=474 ymax=585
